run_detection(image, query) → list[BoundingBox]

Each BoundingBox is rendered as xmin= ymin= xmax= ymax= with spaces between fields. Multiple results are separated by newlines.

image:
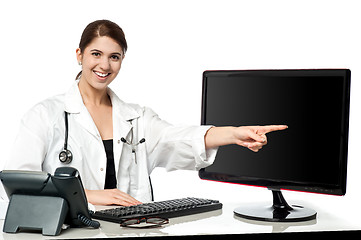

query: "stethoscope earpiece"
xmin=121 ymin=137 xmax=146 ymax=148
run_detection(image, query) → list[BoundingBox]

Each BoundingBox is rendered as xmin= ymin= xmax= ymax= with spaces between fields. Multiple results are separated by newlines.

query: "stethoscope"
xmin=59 ymin=112 xmax=73 ymax=164
xmin=120 ymin=125 xmax=145 ymax=165
xmin=59 ymin=111 xmax=146 ymax=164
xmin=58 ymin=111 xmax=153 ymax=200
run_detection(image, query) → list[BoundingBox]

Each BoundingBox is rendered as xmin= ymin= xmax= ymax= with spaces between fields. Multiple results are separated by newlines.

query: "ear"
xmin=76 ymin=48 xmax=82 ymax=64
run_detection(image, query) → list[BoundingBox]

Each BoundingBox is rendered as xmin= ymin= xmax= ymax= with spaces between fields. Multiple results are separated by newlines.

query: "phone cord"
xmin=78 ymin=212 xmax=100 ymax=229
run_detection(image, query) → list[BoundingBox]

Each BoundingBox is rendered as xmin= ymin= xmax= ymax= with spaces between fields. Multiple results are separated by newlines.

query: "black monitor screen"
xmin=199 ymin=69 xmax=350 ymax=196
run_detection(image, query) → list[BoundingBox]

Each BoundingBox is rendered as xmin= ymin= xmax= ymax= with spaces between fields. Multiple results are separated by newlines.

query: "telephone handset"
xmin=0 ymin=167 xmax=100 ymax=236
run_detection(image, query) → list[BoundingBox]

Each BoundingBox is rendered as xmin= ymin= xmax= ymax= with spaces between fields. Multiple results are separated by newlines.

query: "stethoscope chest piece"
xmin=59 ymin=149 xmax=73 ymax=164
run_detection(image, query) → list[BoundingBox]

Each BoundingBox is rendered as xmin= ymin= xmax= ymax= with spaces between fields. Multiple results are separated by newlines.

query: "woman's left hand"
xmin=84 ymin=189 xmax=142 ymax=206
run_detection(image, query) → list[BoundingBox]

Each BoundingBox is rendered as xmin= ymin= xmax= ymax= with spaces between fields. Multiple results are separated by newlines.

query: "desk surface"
xmin=0 ymin=198 xmax=360 ymax=239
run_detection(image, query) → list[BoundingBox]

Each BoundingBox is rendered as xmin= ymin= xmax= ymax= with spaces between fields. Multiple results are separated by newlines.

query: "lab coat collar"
xmin=63 ymin=81 xmax=140 ymax=122
xmin=107 ymin=87 xmax=140 ymax=122
xmin=63 ymin=81 xmax=83 ymax=114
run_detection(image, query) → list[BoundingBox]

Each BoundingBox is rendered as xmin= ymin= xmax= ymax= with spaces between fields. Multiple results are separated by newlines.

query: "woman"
xmin=4 ymin=20 xmax=287 ymax=206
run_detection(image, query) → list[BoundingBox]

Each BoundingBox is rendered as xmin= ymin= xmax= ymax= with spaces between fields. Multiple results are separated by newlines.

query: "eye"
xmin=92 ymin=52 xmax=101 ymax=57
xmin=111 ymin=55 xmax=120 ymax=61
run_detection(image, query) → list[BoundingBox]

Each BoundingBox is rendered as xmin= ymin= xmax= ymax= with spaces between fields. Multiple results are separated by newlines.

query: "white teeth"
xmin=94 ymin=71 xmax=109 ymax=77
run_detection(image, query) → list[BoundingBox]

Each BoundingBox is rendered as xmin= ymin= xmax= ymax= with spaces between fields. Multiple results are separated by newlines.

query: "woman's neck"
xmin=78 ymin=79 xmax=111 ymax=107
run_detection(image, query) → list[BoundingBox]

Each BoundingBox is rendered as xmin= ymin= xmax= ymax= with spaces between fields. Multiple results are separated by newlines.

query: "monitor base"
xmin=234 ymin=189 xmax=317 ymax=222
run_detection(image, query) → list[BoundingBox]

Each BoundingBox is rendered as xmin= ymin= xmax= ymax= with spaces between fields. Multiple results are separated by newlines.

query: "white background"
xmin=0 ymin=0 xmax=360 ymax=228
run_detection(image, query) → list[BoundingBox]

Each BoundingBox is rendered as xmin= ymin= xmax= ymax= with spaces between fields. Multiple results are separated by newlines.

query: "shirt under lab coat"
xmin=4 ymin=81 xmax=218 ymax=202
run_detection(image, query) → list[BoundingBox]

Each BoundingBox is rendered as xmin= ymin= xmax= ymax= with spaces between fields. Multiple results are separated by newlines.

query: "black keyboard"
xmin=92 ymin=197 xmax=222 ymax=223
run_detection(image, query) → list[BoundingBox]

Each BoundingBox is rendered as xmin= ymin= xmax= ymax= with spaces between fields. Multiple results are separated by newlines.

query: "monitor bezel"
xmin=199 ymin=69 xmax=351 ymax=196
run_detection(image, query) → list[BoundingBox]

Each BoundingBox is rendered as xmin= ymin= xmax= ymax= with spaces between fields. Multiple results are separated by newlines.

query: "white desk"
xmin=0 ymin=199 xmax=360 ymax=239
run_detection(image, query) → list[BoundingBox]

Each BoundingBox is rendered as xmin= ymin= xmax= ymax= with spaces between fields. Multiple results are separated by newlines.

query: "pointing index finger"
xmin=261 ymin=125 xmax=288 ymax=134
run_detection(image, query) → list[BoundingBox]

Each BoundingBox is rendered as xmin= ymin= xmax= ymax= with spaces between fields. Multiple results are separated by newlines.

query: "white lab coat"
xmin=4 ymin=81 xmax=217 ymax=202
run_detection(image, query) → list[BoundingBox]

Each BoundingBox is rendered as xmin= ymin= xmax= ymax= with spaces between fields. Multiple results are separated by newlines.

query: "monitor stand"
xmin=234 ymin=189 xmax=317 ymax=222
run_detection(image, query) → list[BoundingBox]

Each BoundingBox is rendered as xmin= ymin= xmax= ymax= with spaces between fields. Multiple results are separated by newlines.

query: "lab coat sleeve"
xmin=143 ymin=107 xmax=218 ymax=172
xmin=4 ymin=102 xmax=52 ymax=171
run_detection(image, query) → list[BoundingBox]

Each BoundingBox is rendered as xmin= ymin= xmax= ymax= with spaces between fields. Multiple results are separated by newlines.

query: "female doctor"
xmin=4 ymin=20 xmax=287 ymax=206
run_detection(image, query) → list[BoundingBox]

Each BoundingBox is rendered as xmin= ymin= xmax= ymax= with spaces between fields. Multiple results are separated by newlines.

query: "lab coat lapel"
xmin=108 ymin=88 xmax=140 ymax=177
xmin=76 ymin=108 xmax=101 ymax=139
xmin=63 ymin=81 xmax=101 ymax=139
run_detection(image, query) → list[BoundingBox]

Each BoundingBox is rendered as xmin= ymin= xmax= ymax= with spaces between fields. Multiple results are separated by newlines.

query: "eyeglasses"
xmin=120 ymin=217 xmax=169 ymax=228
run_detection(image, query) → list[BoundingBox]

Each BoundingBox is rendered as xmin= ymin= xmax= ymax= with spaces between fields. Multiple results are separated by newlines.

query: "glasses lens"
xmin=121 ymin=219 xmax=140 ymax=226
xmin=146 ymin=217 xmax=169 ymax=225
xmin=120 ymin=217 xmax=169 ymax=228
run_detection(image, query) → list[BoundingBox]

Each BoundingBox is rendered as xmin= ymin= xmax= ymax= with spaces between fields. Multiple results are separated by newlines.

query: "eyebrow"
xmin=90 ymin=49 xmax=122 ymax=56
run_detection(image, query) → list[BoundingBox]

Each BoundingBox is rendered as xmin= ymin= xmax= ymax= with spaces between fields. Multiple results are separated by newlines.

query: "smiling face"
xmin=76 ymin=36 xmax=124 ymax=91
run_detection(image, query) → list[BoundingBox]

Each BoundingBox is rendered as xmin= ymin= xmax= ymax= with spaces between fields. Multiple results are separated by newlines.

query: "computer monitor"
xmin=199 ymin=69 xmax=351 ymax=222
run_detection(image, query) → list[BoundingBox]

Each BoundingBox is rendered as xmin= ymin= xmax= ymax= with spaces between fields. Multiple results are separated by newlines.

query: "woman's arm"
xmin=85 ymin=125 xmax=287 ymax=206
xmin=204 ymin=125 xmax=288 ymax=152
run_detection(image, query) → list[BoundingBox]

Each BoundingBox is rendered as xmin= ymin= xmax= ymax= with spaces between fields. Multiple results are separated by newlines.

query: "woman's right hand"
xmin=85 ymin=189 xmax=142 ymax=206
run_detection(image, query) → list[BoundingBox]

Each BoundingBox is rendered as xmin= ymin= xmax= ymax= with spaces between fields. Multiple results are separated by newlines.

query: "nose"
xmin=99 ymin=57 xmax=111 ymax=71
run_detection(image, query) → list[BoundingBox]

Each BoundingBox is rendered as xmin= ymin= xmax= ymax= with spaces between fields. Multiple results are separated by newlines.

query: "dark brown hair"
xmin=76 ymin=20 xmax=128 ymax=79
